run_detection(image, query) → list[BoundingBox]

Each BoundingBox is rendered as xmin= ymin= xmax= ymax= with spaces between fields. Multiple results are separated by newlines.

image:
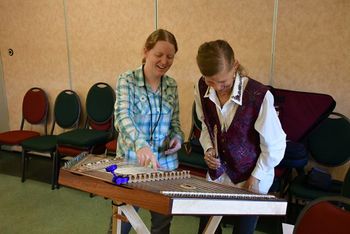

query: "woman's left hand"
xmin=164 ymin=137 xmax=181 ymax=155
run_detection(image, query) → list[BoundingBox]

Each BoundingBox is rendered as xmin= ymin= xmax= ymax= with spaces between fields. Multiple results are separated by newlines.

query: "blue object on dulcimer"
xmin=105 ymin=164 xmax=129 ymax=185
xmin=113 ymin=176 xmax=129 ymax=185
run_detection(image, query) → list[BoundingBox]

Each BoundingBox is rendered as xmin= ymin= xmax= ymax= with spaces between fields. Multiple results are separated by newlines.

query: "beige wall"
xmin=275 ymin=0 xmax=350 ymax=117
xmin=0 ymin=0 xmax=349 ymax=177
xmin=0 ymin=0 xmax=70 ymax=133
xmin=65 ymin=0 xmax=154 ymax=126
xmin=0 ymin=0 xmax=154 ymax=134
xmin=158 ymin=0 xmax=275 ymax=135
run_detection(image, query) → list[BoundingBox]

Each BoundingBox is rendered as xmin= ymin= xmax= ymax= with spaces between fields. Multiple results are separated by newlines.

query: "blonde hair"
xmin=142 ymin=29 xmax=178 ymax=64
xmin=196 ymin=40 xmax=246 ymax=76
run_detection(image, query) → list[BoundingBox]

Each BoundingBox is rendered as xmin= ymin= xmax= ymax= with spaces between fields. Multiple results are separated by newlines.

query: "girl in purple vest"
xmin=195 ymin=40 xmax=286 ymax=234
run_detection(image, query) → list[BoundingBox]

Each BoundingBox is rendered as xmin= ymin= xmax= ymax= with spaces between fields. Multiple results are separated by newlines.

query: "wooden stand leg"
xmin=203 ymin=216 xmax=222 ymax=234
xmin=112 ymin=201 xmax=150 ymax=234
xmin=112 ymin=203 xmax=122 ymax=234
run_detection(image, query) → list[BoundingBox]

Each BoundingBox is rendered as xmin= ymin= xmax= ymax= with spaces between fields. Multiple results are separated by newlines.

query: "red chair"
xmin=293 ymin=196 xmax=350 ymax=234
xmin=105 ymin=139 xmax=117 ymax=156
xmin=0 ymin=87 xmax=48 ymax=149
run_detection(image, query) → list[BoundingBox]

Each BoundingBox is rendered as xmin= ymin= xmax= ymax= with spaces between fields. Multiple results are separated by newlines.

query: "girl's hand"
xmin=164 ymin=137 xmax=181 ymax=155
xmin=136 ymin=146 xmax=159 ymax=171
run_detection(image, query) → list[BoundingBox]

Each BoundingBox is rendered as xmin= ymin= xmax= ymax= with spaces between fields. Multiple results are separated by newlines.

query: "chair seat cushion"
xmin=274 ymin=167 xmax=288 ymax=177
xmin=105 ymin=139 xmax=117 ymax=151
xmin=290 ymin=175 xmax=343 ymax=200
xmin=57 ymin=129 xmax=110 ymax=148
xmin=0 ymin=130 xmax=40 ymax=145
xmin=21 ymin=135 xmax=57 ymax=152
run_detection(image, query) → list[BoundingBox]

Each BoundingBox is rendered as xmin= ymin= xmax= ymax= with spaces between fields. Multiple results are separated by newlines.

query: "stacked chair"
xmin=288 ymin=113 xmax=350 ymax=202
xmin=0 ymin=87 xmax=48 ymax=150
xmin=267 ymin=87 xmax=336 ymax=196
xmin=21 ymin=90 xmax=81 ymax=189
xmin=56 ymin=82 xmax=115 ymax=187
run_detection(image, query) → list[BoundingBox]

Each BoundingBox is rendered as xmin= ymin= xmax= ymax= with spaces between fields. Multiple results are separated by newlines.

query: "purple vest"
xmin=198 ymin=77 xmax=268 ymax=183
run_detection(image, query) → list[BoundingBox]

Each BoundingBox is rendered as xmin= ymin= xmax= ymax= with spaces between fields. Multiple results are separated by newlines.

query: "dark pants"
xmin=119 ymin=207 xmax=172 ymax=234
xmin=198 ymin=215 xmax=259 ymax=234
xmin=150 ymin=211 xmax=173 ymax=234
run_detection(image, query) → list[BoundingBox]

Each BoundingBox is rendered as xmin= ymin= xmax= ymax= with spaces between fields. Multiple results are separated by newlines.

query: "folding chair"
xmin=289 ymin=113 xmax=350 ymax=202
xmin=0 ymin=87 xmax=48 ymax=149
xmin=56 ymin=82 xmax=115 ymax=186
xmin=268 ymin=87 xmax=336 ymax=196
xmin=21 ymin=90 xmax=81 ymax=189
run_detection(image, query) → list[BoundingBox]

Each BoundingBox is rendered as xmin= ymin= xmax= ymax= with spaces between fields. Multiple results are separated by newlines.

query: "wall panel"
xmin=0 ymin=0 xmax=69 ymax=132
xmin=66 ymin=0 xmax=154 ymax=111
xmin=158 ymin=0 xmax=275 ymax=136
xmin=275 ymin=0 xmax=350 ymax=118
xmin=0 ymin=0 xmax=155 ymax=133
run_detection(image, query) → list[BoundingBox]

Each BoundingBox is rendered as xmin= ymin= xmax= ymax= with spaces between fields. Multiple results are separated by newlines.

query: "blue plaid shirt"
xmin=115 ymin=66 xmax=184 ymax=170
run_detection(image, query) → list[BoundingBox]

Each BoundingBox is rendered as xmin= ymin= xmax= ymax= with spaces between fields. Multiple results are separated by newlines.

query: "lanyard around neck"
xmin=142 ymin=67 xmax=163 ymax=145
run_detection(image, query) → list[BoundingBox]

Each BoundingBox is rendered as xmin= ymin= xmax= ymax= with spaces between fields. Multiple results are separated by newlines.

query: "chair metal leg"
xmin=55 ymin=150 xmax=60 ymax=189
xmin=21 ymin=150 xmax=27 ymax=182
xmin=50 ymin=152 xmax=56 ymax=190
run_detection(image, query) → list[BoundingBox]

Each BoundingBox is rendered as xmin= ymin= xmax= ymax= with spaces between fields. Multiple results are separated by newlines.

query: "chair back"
xmin=307 ymin=112 xmax=350 ymax=167
xmin=85 ymin=82 xmax=115 ymax=131
xmin=268 ymin=87 xmax=336 ymax=142
xmin=21 ymin=87 xmax=49 ymax=133
xmin=178 ymin=101 xmax=207 ymax=175
xmin=192 ymin=102 xmax=202 ymax=131
xmin=293 ymin=196 xmax=350 ymax=234
xmin=53 ymin=90 xmax=81 ymax=132
xmin=185 ymin=102 xmax=204 ymax=154
xmin=105 ymin=139 xmax=117 ymax=155
xmin=341 ymin=168 xmax=350 ymax=198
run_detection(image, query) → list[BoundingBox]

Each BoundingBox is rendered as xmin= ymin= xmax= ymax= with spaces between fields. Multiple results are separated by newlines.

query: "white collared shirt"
xmin=194 ymin=73 xmax=286 ymax=193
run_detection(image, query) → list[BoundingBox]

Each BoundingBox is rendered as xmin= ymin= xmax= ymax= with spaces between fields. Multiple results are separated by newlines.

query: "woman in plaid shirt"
xmin=114 ymin=29 xmax=184 ymax=234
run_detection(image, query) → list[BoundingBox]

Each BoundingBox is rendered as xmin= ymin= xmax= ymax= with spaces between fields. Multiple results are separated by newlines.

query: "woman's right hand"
xmin=136 ymin=146 xmax=159 ymax=171
xmin=204 ymin=148 xmax=221 ymax=169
